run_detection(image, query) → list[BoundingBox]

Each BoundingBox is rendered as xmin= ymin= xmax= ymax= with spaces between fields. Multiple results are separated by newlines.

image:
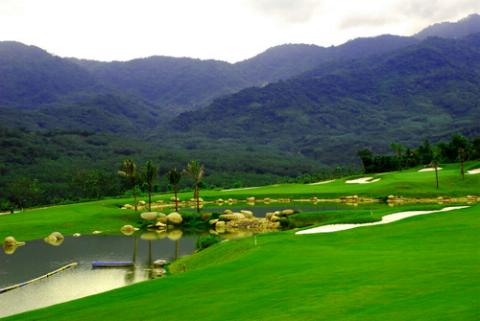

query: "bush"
xmin=196 ymin=235 xmax=221 ymax=251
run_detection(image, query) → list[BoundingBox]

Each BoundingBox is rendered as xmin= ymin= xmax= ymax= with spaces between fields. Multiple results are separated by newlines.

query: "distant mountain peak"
xmin=415 ymin=13 xmax=480 ymax=40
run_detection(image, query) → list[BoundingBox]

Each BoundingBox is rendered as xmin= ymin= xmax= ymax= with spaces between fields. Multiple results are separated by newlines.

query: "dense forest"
xmin=1 ymin=15 xmax=480 ymax=211
xmin=1 ymin=128 xmax=478 ymax=212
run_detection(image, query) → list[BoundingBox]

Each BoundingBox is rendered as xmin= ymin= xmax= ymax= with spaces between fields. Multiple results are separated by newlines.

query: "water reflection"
xmin=0 ymin=235 xmax=196 ymax=318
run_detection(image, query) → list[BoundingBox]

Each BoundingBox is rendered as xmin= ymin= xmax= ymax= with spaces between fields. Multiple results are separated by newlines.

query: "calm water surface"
xmin=0 ymin=235 xmax=196 ymax=317
xmin=0 ymin=202 xmax=386 ymax=317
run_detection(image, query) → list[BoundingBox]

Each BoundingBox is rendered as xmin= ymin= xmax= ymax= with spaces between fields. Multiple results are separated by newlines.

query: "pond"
xmin=0 ymin=235 xmax=197 ymax=318
xmin=0 ymin=202 xmax=394 ymax=317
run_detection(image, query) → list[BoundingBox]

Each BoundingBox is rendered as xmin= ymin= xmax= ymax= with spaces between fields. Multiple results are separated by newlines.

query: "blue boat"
xmin=92 ymin=261 xmax=134 ymax=268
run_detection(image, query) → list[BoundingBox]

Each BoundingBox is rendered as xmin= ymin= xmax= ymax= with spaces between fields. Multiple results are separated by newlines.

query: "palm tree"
xmin=184 ymin=160 xmax=204 ymax=213
xmin=430 ymin=159 xmax=440 ymax=189
xmin=458 ymin=147 xmax=466 ymax=180
xmin=118 ymin=159 xmax=138 ymax=211
xmin=167 ymin=168 xmax=182 ymax=212
xmin=142 ymin=161 xmax=157 ymax=211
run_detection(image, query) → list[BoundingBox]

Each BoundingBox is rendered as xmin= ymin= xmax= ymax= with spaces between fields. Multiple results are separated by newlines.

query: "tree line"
xmin=358 ymin=134 xmax=480 ymax=174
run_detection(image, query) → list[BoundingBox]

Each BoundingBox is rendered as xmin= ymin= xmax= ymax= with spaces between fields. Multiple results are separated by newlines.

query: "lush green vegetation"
xmin=174 ymin=35 xmax=480 ymax=166
xmin=4 ymin=204 xmax=478 ymax=321
xmin=2 ymin=34 xmax=480 ymax=211
xmin=0 ymin=127 xmax=329 ymax=211
xmin=1 ymin=162 xmax=478 ymax=242
xmin=358 ymin=135 xmax=480 ymax=173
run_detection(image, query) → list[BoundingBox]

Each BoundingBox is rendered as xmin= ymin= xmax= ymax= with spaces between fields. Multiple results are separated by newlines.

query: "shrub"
xmin=196 ymin=235 xmax=221 ymax=251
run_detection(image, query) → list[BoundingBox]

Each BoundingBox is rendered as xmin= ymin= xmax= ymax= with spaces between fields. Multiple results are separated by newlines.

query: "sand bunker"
xmin=345 ymin=177 xmax=381 ymax=184
xmin=467 ymin=168 xmax=480 ymax=175
xmin=309 ymin=180 xmax=335 ymax=185
xmin=418 ymin=167 xmax=443 ymax=172
xmin=296 ymin=206 xmax=469 ymax=235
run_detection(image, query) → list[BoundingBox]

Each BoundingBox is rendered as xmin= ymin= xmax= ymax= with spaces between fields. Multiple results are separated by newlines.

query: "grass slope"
xmin=4 ymin=205 xmax=479 ymax=321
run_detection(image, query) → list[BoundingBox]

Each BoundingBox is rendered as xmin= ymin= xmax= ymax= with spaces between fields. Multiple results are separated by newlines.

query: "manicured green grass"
xmin=0 ymin=198 xmax=139 ymax=241
xmin=1 ymin=162 xmax=479 ymax=242
xmin=4 ymin=204 xmax=479 ymax=321
xmin=286 ymin=203 xmax=448 ymax=228
xmin=195 ymin=162 xmax=480 ymax=200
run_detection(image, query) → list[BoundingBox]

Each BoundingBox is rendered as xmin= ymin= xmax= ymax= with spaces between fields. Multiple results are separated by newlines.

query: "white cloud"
xmin=246 ymin=0 xmax=323 ymax=24
xmin=0 ymin=0 xmax=478 ymax=62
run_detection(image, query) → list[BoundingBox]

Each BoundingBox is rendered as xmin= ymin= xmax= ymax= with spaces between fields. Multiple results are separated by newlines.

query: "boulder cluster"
xmin=209 ymin=209 xmax=297 ymax=235
xmin=140 ymin=211 xmax=184 ymax=232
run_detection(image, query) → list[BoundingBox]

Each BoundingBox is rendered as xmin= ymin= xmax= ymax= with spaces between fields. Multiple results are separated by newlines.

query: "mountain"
xmin=235 ymin=36 xmax=418 ymax=84
xmin=0 ymin=42 xmax=163 ymax=134
xmin=172 ymin=34 xmax=480 ymax=165
xmin=74 ymin=36 xmax=418 ymax=113
xmin=0 ymin=41 xmax=99 ymax=108
xmin=73 ymin=56 xmax=249 ymax=113
xmin=0 ymin=35 xmax=419 ymax=133
xmin=415 ymin=13 xmax=480 ymax=39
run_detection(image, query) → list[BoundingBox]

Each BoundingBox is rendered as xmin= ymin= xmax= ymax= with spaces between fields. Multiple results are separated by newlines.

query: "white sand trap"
xmin=221 ymin=186 xmax=261 ymax=192
xmin=418 ymin=167 xmax=443 ymax=172
xmin=467 ymin=168 xmax=480 ymax=175
xmin=309 ymin=180 xmax=335 ymax=185
xmin=345 ymin=177 xmax=381 ymax=184
xmin=296 ymin=206 xmax=469 ymax=235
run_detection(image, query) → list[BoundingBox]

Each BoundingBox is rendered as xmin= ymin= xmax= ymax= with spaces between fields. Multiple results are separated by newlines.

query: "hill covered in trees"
xmin=1 ymin=14 xmax=480 ymax=209
xmin=173 ymin=34 xmax=480 ymax=165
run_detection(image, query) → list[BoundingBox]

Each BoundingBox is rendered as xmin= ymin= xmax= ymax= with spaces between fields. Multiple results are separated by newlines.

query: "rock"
xmin=270 ymin=215 xmax=280 ymax=222
xmin=209 ymin=219 xmax=219 ymax=225
xmin=138 ymin=200 xmax=146 ymax=205
xmin=155 ymin=222 xmax=167 ymax=228
xmin=4 ymin=236 xmax=18 ymax=247
xmin=246 ymin=197 xmax=256 ymax=202
xmin=3 ymin=237 xmax=26 ymax=255
xmin=122 ymin=204 xmax=134 ymax=210
xmin=153 ymin=259 xmax=168 ymax=267
xmin=281 ymin=209 xmax=296 ymax=216
xmin=92 ymin=230 xmax=103 ymax=235
xmin=73 ymin=233 xmax=81 ymax=238
xmin=157 ymin=213 xmax=168 ymax=224
xmin=240 ymin=210 xmax=254 ymax=218
xmin=141 ymin=212 xmax=158 ymax=220
xmin=167 ymin=212 xmax=183 ymax=224
xmin=170 ymin=196 xmax=180 ymax=202
xmin=220 ymin=213 xmax=245 ymax=221
xmin=223 ymin=209 xmax=233 ymax=214
xmin=44 ymin=232 xmax=64 ymax=246
xmin=215 ymin=220 xmax=226 ymax=232
xmin=120 ymin=225 xmax=139 ymax=236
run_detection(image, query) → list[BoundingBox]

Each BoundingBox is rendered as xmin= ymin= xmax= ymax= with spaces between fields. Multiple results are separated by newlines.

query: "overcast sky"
xmin=1 ymin=0 xmax=479 ymax=62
